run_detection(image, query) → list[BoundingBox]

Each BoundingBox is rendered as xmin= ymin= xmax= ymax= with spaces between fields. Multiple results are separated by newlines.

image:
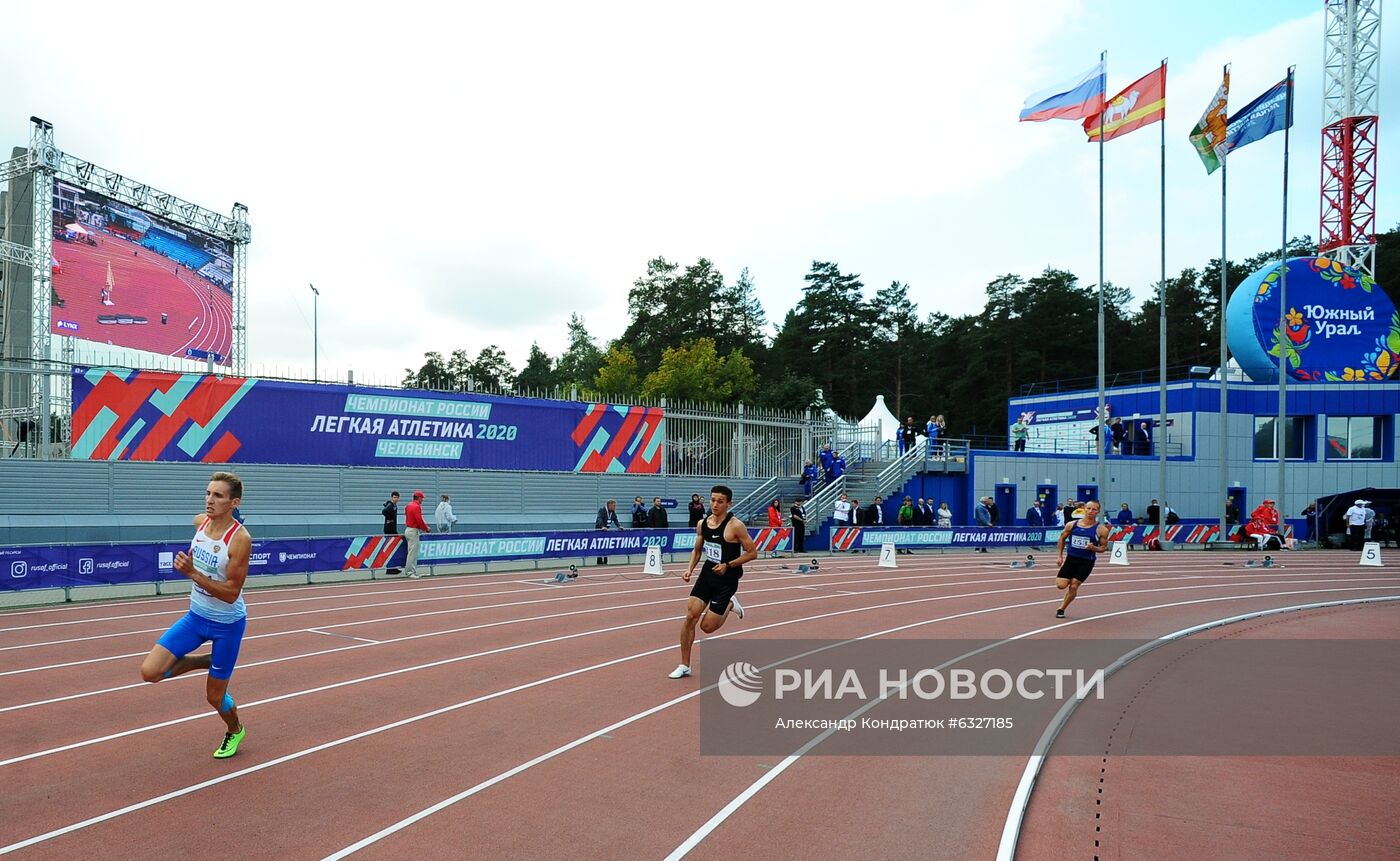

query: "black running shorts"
xmin=690 ymin=567 xmax=741 ymax=616
xmin=1057 ymin=555 xmax=1095 ymax=583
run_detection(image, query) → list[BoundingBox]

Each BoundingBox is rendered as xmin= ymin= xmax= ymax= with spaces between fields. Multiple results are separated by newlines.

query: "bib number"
xmin=703 ymin=541 xmax=723 ymax=564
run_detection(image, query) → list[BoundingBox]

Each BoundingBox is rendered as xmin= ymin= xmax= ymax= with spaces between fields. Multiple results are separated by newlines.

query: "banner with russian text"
xmin=70 ymin=368 xmax=664 ymax=472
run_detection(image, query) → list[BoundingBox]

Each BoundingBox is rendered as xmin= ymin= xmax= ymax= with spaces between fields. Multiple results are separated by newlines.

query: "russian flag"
xmin=1019 ymin=61 xmax=1107 ymax=122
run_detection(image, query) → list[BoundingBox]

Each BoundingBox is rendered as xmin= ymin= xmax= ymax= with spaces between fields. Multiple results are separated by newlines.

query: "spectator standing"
xmin=1144 ymin=499 xmax=1161 ymax=527
xmin=831 ymin=452 xmax=847 ymax=481
xmin=801 ymin=459 xmax=819 ymax=495
xmin=937 ymin=500 xmax=953 ymax=527
xmin=897 ymin=496 xmax=914 ymax=526
xmin=819 ymin=443 xmax=836 ymax=483
xmin=973 ymin=496 xmax=992 ymax=553
xmin=849 ymin=499 xmax=862 ymax=526
xmin=688 ymin=494 xmax=706 ymax=528
xmin=631 ymin=496 xmax=648 ymax=528
xmin=381 ymin=491 xmax=401 ymax=576
xmin=1010 ymin=417 xmax=1030 ymax=452
xmin=1133 ymin=421 xmax=1152 ymax=457
xmin=790 ymin=497 xmax=807 ymax=553
xmin=833 ymin=493 xmax=852 ymax=528
xmin=767 ymin=498 xmax=783 ymax=527
xmin=595 ymin=499 xmax=623 ymax=564
xmin=988 ymin=497 xmax=1000 ymax=527
xmin=901 ymin=418 xmax=920 ymax=456
xmin=434 ymin=494 xmax=458 ymax=533
xmin=1300 ymin=502 xmax=1317 ymax=543
xmin=1363 ymin=500 xmax=1376 ymax=540
xmin=916 ymin=498 xmax=933 ymax=525
xmin=1225 ymin=498 xmax=1239 ymax=525
xmin=865 ymin=496 xmax=886 ymax=527
xmin=1109 ymin=418 xmax=1128 ymax=455
xmin=648 ymin=497 xmax=669 ymax=529
xmin=1164 ymin=505 xmax=1180 ymax=525
xmin=1026 ymin=500 xmax=1045 ymax=527
xmin=402 ymin=491 xmax=431 ymax=579
xmin=1343 ymin=499 xmax=1368 ymax=550
xmin=1116 ymin=502 xmax=1134 ymax=525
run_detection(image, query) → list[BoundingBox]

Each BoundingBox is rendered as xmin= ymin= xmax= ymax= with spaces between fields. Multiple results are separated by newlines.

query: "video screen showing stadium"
xmin=49 ymin=181 xmax=234 ymax=364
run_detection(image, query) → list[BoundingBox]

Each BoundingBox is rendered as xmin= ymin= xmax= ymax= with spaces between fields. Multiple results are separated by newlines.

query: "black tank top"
xmin=700 ymin=512 xmax=744 ymax=578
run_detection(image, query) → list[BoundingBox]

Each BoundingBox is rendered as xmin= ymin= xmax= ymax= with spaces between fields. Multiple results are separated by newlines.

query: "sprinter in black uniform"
xmin=669 ymin=484 xmax=759 ymax=679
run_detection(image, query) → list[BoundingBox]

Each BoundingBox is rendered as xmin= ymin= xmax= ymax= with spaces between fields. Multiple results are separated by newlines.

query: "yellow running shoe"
xmin=213 ymin=725 xmax=246 ymax=759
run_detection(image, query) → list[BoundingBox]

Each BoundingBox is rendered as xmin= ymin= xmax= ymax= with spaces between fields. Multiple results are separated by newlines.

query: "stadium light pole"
xmin=310 ymin=283 xmax=319 ymax=382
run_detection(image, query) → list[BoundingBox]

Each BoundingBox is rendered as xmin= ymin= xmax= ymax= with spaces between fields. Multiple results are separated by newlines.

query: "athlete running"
xmin=138 ymin=472 xmax=252 ymax=758
xmin=669 ymin=484 xmax=758 ymax=679
xmin=1054 ymin=499 xmax=1108 ymax=619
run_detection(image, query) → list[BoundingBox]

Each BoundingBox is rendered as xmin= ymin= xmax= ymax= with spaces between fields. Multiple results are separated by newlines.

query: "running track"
xmin=2 ymin=551 xmax=1397 ymax=859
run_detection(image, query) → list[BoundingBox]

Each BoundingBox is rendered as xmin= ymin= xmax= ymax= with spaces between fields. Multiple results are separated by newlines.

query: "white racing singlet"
xmin=188 ymin=519 xmax=247 ymax=624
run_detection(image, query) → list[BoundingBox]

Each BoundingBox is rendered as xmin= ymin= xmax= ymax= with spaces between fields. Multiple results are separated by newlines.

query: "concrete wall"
xmin=0 ymin=460 xmax=769 ymax=545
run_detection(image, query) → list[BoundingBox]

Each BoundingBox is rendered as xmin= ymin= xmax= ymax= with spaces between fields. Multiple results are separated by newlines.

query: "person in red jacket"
xmin=767 ymin=498 xmax=783 ymax=527
xmin=402 ymin=490 xmax=432 ymax=578
xmin=1246 ymin=498 xmax=1282 ymax=550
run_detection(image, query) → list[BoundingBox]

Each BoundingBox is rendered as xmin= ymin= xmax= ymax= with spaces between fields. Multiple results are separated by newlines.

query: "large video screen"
xmin=49 ymin=181 xmax=234 ymax=364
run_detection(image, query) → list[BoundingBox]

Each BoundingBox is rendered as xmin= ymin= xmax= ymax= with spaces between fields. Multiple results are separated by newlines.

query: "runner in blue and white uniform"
xmin=139 ymin=472 xmax=252 ymax=759
xmin=1054 ymin=499 xmax=1109 ymax=619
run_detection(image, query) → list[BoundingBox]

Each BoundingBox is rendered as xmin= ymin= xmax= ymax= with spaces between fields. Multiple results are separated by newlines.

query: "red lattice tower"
xmin=1318 ymin=0 xmax=1381 ymax=274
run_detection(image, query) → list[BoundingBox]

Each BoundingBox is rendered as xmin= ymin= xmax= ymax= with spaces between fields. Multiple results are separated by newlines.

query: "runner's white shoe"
xmin=668 ymin=664 xmax=691 ymax=679
xmin=730 ymin=595 xmax=745 ymax=619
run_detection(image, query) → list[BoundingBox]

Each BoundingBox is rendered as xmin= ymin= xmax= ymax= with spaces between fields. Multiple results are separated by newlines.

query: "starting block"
xmin=1245 ymin=556 xmax=1276 ymax=569
xmin=550 ymin=572 xmax=569 ymax=583
xmin=1009 ymin=555 xmax=1036 ymax=569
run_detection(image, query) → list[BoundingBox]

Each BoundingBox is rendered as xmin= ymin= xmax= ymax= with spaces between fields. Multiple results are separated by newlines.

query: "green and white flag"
xmin=1189 ymin=67 xmax=1230 ymax=174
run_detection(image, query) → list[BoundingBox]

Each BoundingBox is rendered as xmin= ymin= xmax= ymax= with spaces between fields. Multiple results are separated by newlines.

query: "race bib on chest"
xmin=1070 ymin=535 xmax=1092 ymax=550
xmin=703 ymin=541 xmax=723 ymax=563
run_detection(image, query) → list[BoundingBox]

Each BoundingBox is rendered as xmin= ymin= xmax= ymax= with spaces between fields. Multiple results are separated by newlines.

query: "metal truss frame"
xmin=1319 ymin=0 xmax=1381 ymax=274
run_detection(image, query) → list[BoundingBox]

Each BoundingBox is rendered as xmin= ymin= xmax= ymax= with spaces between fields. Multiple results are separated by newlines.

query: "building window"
xmin=1326 ymin=416 xmax=1382 ymax=460
xmin=1253 ymin=416 xmax=1307 ymax=460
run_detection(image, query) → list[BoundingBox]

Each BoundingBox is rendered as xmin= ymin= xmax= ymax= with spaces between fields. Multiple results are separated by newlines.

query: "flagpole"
xmin=1277 ymin=67 xmax=1295 ymax=527
xmin=1158 ymin=59 xmax=1168 ymax=531
xmin=1097 ymin=49 xmax=1107 ymax=511
xmin=1218 ymin=63 xmax=1230 ymax=539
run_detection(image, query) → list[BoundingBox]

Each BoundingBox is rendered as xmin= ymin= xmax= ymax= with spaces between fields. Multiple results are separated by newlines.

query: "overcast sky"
xmin=2 ymin=1 xmax=1395 ymax=384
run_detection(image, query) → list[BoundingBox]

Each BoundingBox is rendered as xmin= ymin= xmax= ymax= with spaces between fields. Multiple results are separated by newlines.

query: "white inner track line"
xmin=306 ymin=629 xmax=380 ymax=645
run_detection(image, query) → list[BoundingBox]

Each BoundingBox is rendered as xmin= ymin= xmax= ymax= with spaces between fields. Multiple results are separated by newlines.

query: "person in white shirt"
xmin=1344 ymin=499 xmax=1369 ymax=550
xmin=936 ymin=501 xmax=953 ymax=528
xmin=833 ymin=493 xmax=852 ymax=528
xmin=1363 ymin=501 xmax=1376 ymax=540
xmin=435 ymin=494 xmax=458 ymax=533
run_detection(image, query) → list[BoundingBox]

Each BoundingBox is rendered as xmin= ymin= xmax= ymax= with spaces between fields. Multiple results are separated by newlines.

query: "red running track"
xmin=1 ymin=551 xmax=1397 ymax=860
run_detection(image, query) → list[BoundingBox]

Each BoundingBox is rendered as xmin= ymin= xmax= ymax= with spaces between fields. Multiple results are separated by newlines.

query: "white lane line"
xmin=659 ymin=588 xmax=1400 ymax=860
xmin=0 ymin=551 xmax=1352 ymax=632
xmin=0 ymin=564 xmax=970 ymax=650
xmin=6 ymin=581 xmax=1394 ymax=857
xmin=307 ymin=629 xmax=380 ymax=645
xmin=330 ymin=583 xmax=1400 ymax=861
xmin=10 ymin=567 xmax=1373 ymax=714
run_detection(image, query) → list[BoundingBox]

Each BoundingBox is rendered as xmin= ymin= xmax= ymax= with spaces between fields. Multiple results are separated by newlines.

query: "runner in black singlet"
xmin=668 ymin=484 xmax=759 ymax=679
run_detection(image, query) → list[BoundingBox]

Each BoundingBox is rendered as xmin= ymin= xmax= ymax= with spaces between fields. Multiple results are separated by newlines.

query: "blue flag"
xmin=1225 ymin=77 xmax=1292 ymax=153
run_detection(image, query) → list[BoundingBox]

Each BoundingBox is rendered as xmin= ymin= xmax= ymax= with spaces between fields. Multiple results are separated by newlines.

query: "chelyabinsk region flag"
xmin=1083 ymin=64 xmax=1166 ymax=142
xmin=1019 ymin=61 xmax=1107 ymax=122
xmin=1224 ymin=76 xmax=1293 ymax=153
xmin=1189 ymin=69 xmax=1230 ymax=173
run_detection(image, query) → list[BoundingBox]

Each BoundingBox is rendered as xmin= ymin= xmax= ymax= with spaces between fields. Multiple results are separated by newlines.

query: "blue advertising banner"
xmin=829 ymin=526 xmax=1052 ymax=550
xmin=0 ymin=528 xmax=795 ymax=592
xmin=70 ymin=368 xmax=664 ymax=472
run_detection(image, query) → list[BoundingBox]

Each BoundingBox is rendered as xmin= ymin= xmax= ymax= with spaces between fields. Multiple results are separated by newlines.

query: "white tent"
xmin=859 ymin=395 xmax=900 ymax=442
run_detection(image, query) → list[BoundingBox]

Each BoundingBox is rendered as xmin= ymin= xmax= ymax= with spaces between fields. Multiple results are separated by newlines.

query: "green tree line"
xmin=404 ymin=227 xmax=1400 ymax=438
